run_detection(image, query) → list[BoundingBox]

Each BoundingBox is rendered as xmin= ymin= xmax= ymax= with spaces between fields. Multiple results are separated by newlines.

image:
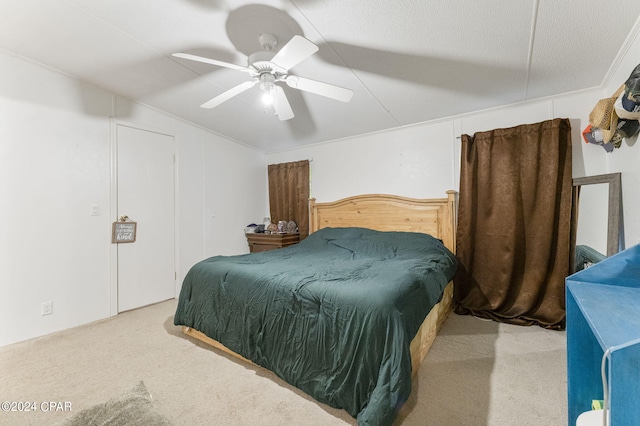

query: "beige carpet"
xmin=0 ymin=299 xmax=567 ymax=426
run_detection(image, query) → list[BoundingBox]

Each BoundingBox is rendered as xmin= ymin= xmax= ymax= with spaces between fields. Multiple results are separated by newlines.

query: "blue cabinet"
xmin=566 ymin=244 xmax=640 ymax=425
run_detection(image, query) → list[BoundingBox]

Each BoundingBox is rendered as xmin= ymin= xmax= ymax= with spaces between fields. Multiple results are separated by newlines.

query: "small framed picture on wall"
xmin=112 ymin=221 xmax=137 ymax=243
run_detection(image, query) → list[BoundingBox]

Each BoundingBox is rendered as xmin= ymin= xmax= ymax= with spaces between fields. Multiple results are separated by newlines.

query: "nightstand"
xmin=246 ymin=233 xmax=300 ymax=253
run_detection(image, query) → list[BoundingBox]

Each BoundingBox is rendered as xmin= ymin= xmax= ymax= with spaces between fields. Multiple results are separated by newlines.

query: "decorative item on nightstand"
xmin=266 ymin=223 xmax=278 ymax=234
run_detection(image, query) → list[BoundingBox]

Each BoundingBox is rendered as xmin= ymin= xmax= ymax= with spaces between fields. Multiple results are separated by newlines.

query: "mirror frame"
xmin=572 ymin=172 xmax=622 ymax=258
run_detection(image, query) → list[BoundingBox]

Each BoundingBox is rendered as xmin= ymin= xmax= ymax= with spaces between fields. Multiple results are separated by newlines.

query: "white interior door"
xmin=116 ymin=124 xmax=175 ymax=312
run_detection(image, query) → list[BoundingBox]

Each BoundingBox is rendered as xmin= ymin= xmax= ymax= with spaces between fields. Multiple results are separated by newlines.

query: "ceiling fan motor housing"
xmin=249 ymin=34 xmax=287 ymax=75
xmin=248 ymin=51 xmax=286 ymax=76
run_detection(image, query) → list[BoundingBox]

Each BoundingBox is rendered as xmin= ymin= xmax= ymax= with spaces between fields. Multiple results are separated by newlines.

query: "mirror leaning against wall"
xmin=571 ymin=172 xmax=622 ymax=273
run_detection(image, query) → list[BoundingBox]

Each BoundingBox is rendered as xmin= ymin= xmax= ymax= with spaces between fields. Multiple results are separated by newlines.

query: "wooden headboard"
xmin=309 ymin=191 xmax=457 ymax=254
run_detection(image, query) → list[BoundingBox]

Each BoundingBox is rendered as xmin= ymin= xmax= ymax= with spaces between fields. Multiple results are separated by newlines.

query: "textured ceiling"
xmin=1 ymin=0 xmax=639 ymax=152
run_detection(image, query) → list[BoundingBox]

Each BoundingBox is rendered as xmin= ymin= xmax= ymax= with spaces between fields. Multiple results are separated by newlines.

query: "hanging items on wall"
xmin=583 ymin=63 xmax=640 ymax=152
xmin=582 ymin=124 xmax=614 ymax=152
xmin=616 ymin=63 xmax=640 ymax=118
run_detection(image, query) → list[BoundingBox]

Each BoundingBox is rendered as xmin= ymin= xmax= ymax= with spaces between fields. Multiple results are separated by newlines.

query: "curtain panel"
xmin=268 ymin=160 xmax=310 ymax=238
xmin=454 ymin=118 xmax=573 ymax=330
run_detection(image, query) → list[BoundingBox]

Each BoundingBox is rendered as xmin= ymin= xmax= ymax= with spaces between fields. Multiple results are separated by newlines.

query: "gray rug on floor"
xmin=55 ymin=381 xmax=172 ymax=426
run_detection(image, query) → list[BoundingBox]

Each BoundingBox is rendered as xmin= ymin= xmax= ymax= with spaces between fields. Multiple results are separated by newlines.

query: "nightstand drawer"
xmin=246 ymin=233 xmax=299 ymax=253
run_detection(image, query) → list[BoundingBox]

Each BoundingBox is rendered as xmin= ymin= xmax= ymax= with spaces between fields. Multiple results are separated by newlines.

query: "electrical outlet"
xmin=41 ymin=301 xmax=53 ymax=316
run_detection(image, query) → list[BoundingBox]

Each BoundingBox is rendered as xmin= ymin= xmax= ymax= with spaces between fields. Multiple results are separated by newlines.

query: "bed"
xmin=174 ymin=191 xmax=458 ymax=425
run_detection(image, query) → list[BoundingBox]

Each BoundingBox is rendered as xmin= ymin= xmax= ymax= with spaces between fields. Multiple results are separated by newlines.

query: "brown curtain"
xmin=454 ymin=118 xmax=573 ymax=330
xmin=268 ymin=160 xmax=310 ymax=238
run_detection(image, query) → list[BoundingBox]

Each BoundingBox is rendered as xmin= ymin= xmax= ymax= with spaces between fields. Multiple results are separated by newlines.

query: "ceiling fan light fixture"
xmin=259 ymin=73 xmax=276 ymax=105
xmin=262 ymin=89 xmax=274 ymax=105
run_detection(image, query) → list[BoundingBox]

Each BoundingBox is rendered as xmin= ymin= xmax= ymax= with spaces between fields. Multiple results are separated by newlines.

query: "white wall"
xmin=268 ymin=90 xmax=603 ymax=202
xmin=0 ymin=51 xmax=266 ymax=346
xmin=268 ymin=120 xmax=458 ymax=202
xmin=268 ymin=50 xmax=640 ymax=256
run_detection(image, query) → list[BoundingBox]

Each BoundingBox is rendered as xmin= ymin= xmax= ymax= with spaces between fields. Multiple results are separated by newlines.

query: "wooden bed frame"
xmin=183 ymin=190 xmax=458 ymax=377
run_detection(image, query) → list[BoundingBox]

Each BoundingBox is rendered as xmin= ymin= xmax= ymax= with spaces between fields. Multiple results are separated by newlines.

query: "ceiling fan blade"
xmin=172 ymin=53 xmax=252 ymax=73
xmin=285 ymin=75 xmax=353 ymax=102
xmin=274 ymin=86 xmax=294 ymax=121
xmin=200 ymin=80 xmax=257 ymax=109
xmin=270 ymin=36 xmax=319 ymax=71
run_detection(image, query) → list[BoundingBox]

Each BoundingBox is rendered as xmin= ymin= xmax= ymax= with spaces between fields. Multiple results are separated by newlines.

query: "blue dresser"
xmin=566 ymin=244 xmax=640 ymax=425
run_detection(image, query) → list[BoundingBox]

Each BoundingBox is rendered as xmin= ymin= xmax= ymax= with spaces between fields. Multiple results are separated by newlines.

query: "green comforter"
xmin=174 ymin=227 xmax=458 ymax=425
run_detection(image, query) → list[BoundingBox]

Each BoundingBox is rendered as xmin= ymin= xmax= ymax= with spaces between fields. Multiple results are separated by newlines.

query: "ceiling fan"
xmin=172 ymin=34 xmax=354 ymax=121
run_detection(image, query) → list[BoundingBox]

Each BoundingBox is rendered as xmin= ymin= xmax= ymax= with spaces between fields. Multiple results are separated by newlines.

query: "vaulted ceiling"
xmin=2 ymin=1 xmax=639 ymax=152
